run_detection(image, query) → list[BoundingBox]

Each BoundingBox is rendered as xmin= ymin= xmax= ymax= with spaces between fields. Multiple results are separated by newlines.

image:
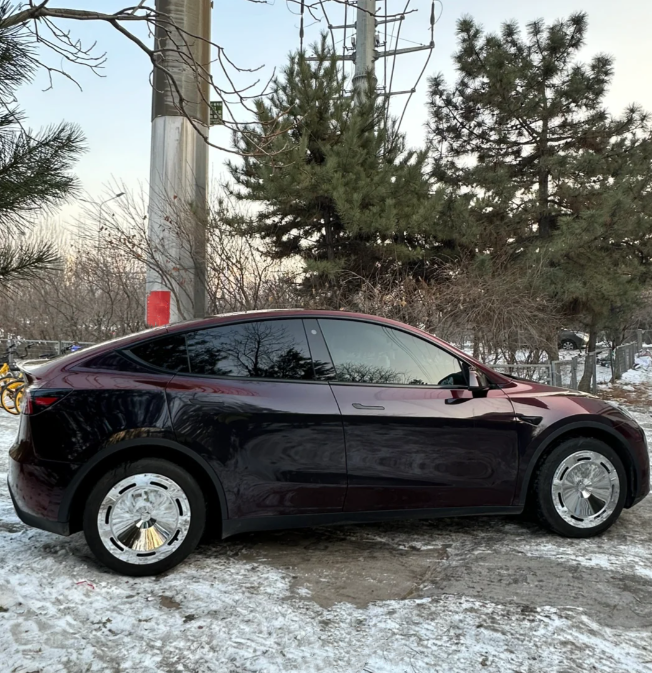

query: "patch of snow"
xmin=512 ymin=540 xmax=652 ymax=581
xmin=621 ymin=364 xmax=652 ymax=387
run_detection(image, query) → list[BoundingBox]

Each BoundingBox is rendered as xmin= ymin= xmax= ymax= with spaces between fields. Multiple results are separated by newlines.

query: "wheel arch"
xmin=61 ymin=438 xmax=228 ymax=536
xmin=519 ymin=421 xmax=638 ymax=508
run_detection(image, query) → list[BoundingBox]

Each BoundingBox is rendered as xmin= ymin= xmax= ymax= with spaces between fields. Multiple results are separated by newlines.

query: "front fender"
xmin=515 ymin=417 xmax=637 ymax=507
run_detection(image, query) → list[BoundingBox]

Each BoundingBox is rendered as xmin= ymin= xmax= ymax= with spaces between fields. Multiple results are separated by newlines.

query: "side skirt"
xmin=222 ymin=505 xmax=523 ymax=539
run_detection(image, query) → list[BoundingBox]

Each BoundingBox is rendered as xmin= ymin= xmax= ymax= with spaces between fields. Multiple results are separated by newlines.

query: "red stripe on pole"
xmin=147 ymin=290 xmax=171 ymax=326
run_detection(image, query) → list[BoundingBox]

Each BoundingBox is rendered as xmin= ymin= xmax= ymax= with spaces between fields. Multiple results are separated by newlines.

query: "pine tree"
xmin=428 ymin=13 xmax=623 ymax=241
xmin=427 ymin=13 xmax=652 ymax=357
xmin=228 ymin=38 xmax=434 ymax=284
xmin=0 ymin=7 xmax=85 ymax=283
xmin=548 ymin=125 xmax=652 ymax=356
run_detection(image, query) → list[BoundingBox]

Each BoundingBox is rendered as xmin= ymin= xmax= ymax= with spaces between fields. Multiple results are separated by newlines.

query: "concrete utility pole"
xmin=352 ymin=0 xmax=376 ymax=98
xmin=146 ymin=0 xmax=211 ymax=326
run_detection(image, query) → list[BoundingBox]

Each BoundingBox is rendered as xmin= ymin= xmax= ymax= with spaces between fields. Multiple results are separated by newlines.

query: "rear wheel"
xmin=531 ymin=437 xmax=626 ymax=537
xmin=83 ymin=458 xmax=206 ymax=576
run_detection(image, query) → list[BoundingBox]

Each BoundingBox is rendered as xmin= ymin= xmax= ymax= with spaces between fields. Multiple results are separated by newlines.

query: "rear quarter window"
xmin=82 ymin=350 xmax=152 ymax=373
xmin=127 ymin=334 xmax=190 ymax=373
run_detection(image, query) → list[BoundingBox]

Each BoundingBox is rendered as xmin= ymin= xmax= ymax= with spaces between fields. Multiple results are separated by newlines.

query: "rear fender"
xmin=59 ymin=437 xmax=228 ymax=532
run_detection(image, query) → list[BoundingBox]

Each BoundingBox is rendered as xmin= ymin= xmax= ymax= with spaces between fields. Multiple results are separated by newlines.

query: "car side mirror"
xmin=468 ymin=368 xmax=489 ymax=390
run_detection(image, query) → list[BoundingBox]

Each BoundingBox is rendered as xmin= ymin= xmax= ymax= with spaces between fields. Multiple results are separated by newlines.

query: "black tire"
xmin=531 ymin=437 xmax=627 ymax=538
xmin=83 ymin=458 xmax=206 ymax=576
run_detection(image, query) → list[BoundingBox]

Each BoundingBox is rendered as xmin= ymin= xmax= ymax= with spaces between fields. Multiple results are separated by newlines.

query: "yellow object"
xmin=1 ymin=379 xmax=25 ymax=415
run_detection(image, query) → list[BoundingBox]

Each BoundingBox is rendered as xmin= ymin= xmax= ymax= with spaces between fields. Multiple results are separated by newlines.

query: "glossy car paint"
xmin=9 ymin=414 xmax=76 ymax=525
xmin=330 ymin=384 xmax=519 ymax=511
xmin=7 ymin=309 xmax=651 ymax=540
xmin=166 ymin=375 xmax=346 ymax=518
xmin=9 ymin=365 xmax=176 ymax=532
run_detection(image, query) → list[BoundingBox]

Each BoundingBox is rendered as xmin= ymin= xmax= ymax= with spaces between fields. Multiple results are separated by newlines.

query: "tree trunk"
xmin=578 ymin=321 xmax=598 ymax=392
xmin=472 ymin=328 xmax=480 ymax=359
xmin=324 ymin=211 xmax=335 ymax=263
xmin=545 ymin=324 xmax=560 ymax=362
xmin=538 ymin=170 xmax=552 ymax=237
xmin=537 ymin=96 xmax=554 ymax=238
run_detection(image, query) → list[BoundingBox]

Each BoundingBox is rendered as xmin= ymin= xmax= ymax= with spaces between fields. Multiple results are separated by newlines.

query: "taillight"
xmin=24 ymin=390 xmax=70 ymax=415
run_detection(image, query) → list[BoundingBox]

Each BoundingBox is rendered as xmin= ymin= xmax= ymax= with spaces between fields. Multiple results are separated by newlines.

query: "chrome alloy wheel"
xmin=551 ymin=451 xmax=620 ymax=528
xmin=97 ymin=473 xmax=192 ymax=565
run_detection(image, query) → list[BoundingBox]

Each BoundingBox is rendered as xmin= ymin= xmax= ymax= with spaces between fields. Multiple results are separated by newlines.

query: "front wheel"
xmin=83 ymin=458 xmax=206 ymax=576
xmin=531 ymin=438 xmax=626 ymax=538
xmin=560 ymin=339 xmax=578 ymax=350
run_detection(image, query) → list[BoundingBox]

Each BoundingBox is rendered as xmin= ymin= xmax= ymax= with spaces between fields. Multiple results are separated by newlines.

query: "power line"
xmin=300 ymin=0 xmax=438 ymax=128
xmin=394 ymin=0 xmax=439 ymax=136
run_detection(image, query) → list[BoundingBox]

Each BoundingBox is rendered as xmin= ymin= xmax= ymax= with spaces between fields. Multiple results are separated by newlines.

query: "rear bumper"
xmin=7 ymin=450 xmax=75 ymax=537
xmin=8 ymin=483 xmax=69 ymax=535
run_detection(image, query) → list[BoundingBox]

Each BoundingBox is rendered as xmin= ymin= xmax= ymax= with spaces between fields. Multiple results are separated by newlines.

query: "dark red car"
xmin=7 ymin=310 xmax=650 ymax=575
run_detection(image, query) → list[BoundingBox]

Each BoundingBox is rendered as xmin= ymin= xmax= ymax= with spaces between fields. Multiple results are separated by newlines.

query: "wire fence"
xmin=612 ymin=341 xmax=638 ymax=380
xmin=0 ymin=339 xmax=95 ymax=366
xmin=489 ymin=338 xmax=642 ymax=393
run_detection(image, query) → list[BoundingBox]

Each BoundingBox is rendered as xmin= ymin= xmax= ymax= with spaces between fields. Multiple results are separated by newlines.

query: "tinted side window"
xmin=128 ymin=334 xmax=190 ymax=373
xmin=83 ymin=350 xmax=152 ymax=373
xmin=186 ymin=319 xmax=314 ymax=380
xmin=319 ymin=319 xmax=465 ymax=386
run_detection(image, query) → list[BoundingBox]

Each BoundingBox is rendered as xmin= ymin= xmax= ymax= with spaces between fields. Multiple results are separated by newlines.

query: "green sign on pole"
xmin=210 ymin=101 xmax=223 ymax=126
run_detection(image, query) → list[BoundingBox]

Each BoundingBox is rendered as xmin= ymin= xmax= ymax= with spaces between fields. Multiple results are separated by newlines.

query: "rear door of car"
xmin=159 ymin=318 xmax=347 ymax=520
xmin=315 ymin=318 xmax=519 ymax=512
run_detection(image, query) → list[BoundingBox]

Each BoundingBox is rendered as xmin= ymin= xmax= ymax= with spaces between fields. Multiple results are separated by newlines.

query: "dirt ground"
xmin=235 ymin=509 xmax=652 ymax=630
xmin=2 ymin=410 xmax=652 ymax=673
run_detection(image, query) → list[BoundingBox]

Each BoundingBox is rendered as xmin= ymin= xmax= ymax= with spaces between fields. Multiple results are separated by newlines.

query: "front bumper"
xmin=628 ymin=451 xmax=650 ymax=508
xmin=615 ymin=419 xmax=651 ymax=508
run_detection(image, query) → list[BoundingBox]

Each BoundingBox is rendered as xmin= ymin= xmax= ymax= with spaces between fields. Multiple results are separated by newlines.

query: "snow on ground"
xmin=621 ymin=358 xmax=652 ymax=387
xmin=2 ymin=398 xmax=652 ymax=672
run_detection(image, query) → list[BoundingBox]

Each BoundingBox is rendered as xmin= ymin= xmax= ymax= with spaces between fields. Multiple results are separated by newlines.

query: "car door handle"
xmin=515 ymin=414 xmax=543 ymax=426
xmin=445 ymin=397 xmax=471 ymax=405
xmin=352 ymin=403 xmax=385 ymax=410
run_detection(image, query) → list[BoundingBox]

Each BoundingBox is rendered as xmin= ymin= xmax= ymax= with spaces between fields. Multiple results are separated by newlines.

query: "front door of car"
xmin=316 ymin=318 xmax=519 ymax=512
xmin=162 ymin=318 xmax=347 ymax=520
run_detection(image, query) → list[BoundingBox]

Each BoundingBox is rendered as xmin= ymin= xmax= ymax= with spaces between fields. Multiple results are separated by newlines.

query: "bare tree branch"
xmin=1 ymin=1 xmax=286 ymax=156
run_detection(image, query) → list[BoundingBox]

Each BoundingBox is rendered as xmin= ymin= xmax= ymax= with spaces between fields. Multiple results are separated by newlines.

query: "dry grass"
xmin=597 ymin=383 xmax=652 ymax=407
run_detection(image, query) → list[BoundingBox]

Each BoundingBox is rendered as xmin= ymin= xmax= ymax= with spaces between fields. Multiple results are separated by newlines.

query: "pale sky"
xmin=17 ymin=0 xmax=652 ymax=227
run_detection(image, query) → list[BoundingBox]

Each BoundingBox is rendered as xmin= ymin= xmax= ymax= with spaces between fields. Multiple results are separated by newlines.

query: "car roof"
xmin=164 ymin=309 xmax=421 ymax=335
xmin=163 ymin=309 xmax=486 ymax=369
xmin=42 ymin=308 xmax=509 ymax=385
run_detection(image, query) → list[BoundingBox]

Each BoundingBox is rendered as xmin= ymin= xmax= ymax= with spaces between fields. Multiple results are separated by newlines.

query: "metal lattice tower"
xmin=304 ymin=0 xmax=438 ymax=121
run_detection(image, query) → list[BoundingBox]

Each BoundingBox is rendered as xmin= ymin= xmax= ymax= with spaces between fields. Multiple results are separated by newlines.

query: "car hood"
xmin=502 ymin=376 xmax=597 ymax=399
